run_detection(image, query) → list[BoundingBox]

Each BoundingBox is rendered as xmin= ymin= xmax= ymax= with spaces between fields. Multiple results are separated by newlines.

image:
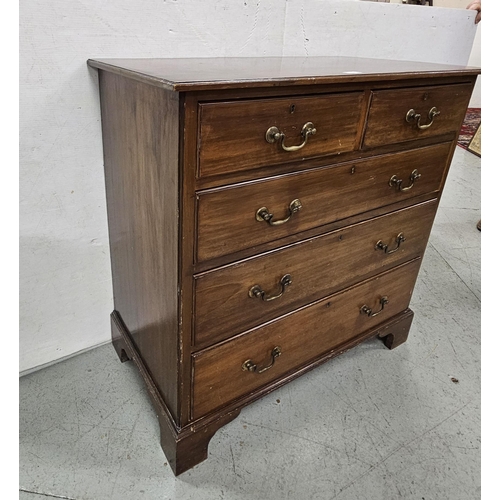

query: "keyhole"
xmin=290 ymin=104 xmax=295 ymax=113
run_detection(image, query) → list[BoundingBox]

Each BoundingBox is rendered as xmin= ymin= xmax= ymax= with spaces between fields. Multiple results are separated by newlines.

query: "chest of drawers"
xmin=88 ymin=56 xmax=479 ymax=475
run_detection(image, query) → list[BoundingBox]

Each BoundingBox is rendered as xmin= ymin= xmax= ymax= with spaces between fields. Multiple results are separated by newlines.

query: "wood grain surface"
xmin=194 ymin=199 xmax=438 ymax=348
xmin=196 ymin=142 xmax=452 ymax=262
xmin=93 ymin=57 xmax=477 ymax=475
xmin=99 ymin=70 xmax=180 ymax=421
xmin=88 ymin=57 xmax=480 ymax=91
xmin=363 ymin=83 xmax=474 ymax=148
xmin=198 ymin=92 xmax=364 ymax=177
xmin=192 ymin=259 xmax=422 ymax=419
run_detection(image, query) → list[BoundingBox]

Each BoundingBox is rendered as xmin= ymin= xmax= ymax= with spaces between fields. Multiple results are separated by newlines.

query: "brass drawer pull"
xmin=360 ymin=296 xmax=389 ymax=318
xmin=249 ymin=274 xmax=292 ymax=301
xmin=256 ymin=198 xmax=302 ymax=226
xmin=389 ymin=169 xmax=421 ymax=192
xmin=376 ymin=233 xmax=406 ymax=254
xmin=242 ymin=346 xmax=282 ymax=373
xmin=406 ymin=106 xmax=440 ymax=130
xmin=266 ymin=121 xmax=317 ymax=152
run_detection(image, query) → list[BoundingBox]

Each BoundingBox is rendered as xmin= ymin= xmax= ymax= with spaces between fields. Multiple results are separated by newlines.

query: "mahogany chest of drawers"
xmin=88 ymin=56 xmax=479 ymax=475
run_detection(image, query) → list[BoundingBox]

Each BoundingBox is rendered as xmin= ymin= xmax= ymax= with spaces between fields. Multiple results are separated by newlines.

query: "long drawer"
xmin=362 ymin=83 xmax=473 ymax=148
xmin=192 ymin=259 xmax=421 ymax=419
xmin=196 ymin=142 xmax=451 ymax=261
xmin=197 ymin=92 xmax=364 ymax=178
xmin=194 ymin=199 xmax=437 ymax=347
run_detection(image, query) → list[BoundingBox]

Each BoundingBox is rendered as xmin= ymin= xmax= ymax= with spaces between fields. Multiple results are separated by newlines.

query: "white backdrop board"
xmin=283 ymin=0 xmax=476 ymax=64
xmin=19 ymin=0 xmax=479 ymax=373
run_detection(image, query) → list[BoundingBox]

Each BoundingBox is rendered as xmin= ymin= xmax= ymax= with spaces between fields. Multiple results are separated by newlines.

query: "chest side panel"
xmin=98 ymin=70 xmax=180 ymax=421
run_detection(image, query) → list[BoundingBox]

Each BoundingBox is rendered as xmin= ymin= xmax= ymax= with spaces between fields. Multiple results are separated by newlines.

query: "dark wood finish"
xmin=111 ymin=311 xmax=130 ymax=363
xmin=363 ymin=83 xmax=474 ymax=148
xmin=198 ymin=92 xmax=364 ymax=177
xmin=191 ymin=308 xmax=417 ymax=424
xmin=110 ymin=293 xmax=410 ymax=474
xmin=98 ymin=71 xmax=180 ymax=420
xmin=177 ymin=92 xmax=200 ymax=427
xmin=111 ymin=310 xmax=241 ymax=475
xmin=87 ymin=56 xmax=479 ymax=91
xmin=158 ymin=409 xmax=241 ymax=476
xmin=378 ymin=309 xmax=414 ymax=350
xmin=192 ymin=259 xmax=421 ymax=418
xmin=186 ymin=75 xmax=477 ymax=109
xmin=196 ymin=143 xmax=451 ymax=262
xmin=194 ymin=131 xmax=457 ymax=191
xmin=194 ymin=199 xmax=437 ymax=347
xmin=90 ymin=57 xmax=478 ymax=475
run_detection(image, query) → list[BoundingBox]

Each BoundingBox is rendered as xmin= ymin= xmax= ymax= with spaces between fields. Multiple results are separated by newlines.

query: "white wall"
xmin=382 ymin=0 xmax=481 ymax=107
xmin=19 ymin=0 xmax=479 ymax=373
xmin=396 ymin=0 xmax=481 ymax=106
xmin=467 ymin=22 xmax=481 ymax=107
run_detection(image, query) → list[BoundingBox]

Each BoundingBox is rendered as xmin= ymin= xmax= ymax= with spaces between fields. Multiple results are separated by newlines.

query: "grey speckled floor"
xmin=19 ymin=146 xmax=481 ymax=500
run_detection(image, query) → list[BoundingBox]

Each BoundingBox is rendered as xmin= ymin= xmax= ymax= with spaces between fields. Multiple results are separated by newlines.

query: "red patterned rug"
xmin=457 ymin=107 xmax=481 ymax=150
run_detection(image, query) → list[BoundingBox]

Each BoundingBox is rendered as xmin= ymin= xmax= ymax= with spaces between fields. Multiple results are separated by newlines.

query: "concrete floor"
xmin=19 ymin=146 xmax=481 ymax=500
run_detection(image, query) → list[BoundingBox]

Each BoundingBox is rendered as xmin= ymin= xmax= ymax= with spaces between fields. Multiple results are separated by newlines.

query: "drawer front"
xmin=198 ymin=92 xmax=364 ymax=178
xmin=362 ymin=83 xmax=473 ymax=149
xmin=196 ymin=142 xmax=451 ymax=261
xmin=192 ymin=259 xmax=421 ymax=418
xmin=194 ymin=199 xmax=437 ymax=347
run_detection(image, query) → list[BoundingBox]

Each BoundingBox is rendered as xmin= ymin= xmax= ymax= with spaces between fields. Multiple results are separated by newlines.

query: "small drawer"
xmin=362 ymin=83 xmax=473 ymax=148
xmin=197 ymin=92 xmax=364 ymax=178
xmin=196 ymin=142 xmax=451 ymax=262
xmin=194 ymin=199 xmax=437 ymax=347
xmin=192 ymin=259 xmax=421 ymax=419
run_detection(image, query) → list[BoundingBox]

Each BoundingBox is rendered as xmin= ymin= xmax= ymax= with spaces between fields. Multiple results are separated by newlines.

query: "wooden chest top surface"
xmin=87 ymin=56 xmax=480 ymax=91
